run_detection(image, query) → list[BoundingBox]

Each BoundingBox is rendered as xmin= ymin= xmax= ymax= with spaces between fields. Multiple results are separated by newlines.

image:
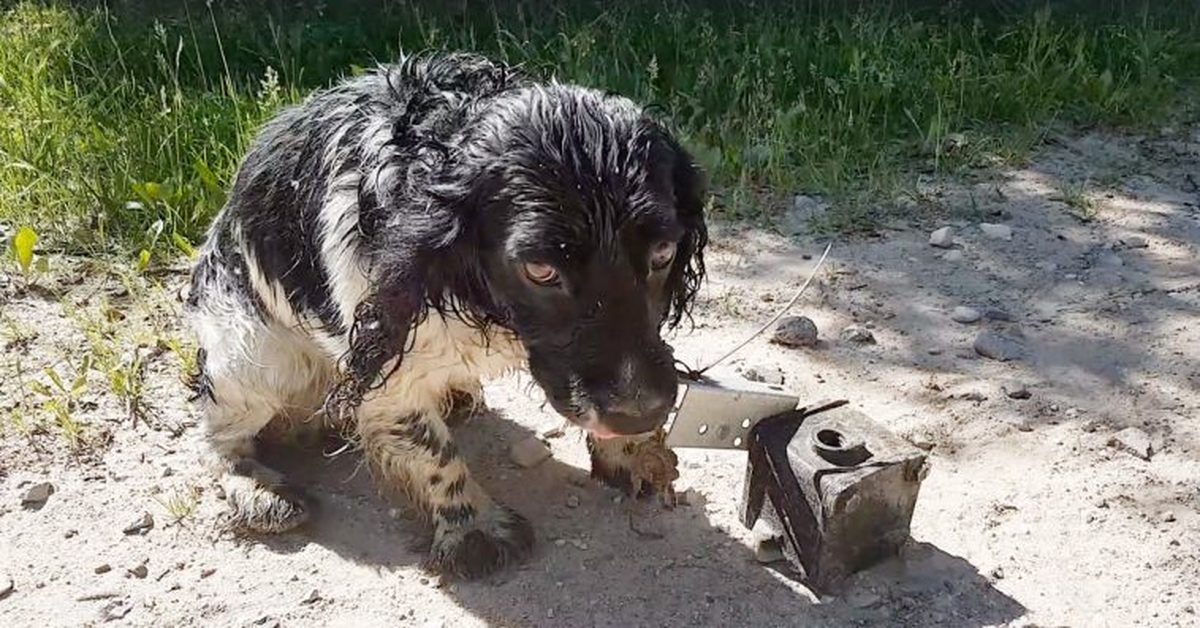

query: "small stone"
xmin=554 ymin=538 xmax=566 ymax=547
xmin=100 ymin=599 xmax=132 ymax=622
xmin=941 ymin=250 xmax=964 ymax=262
xmin=301 ymin=589 xmax=321 ymax=605
xmin=979 ymin=223 xmax=1013 ymax=240
xmin=541 ymin=426 xmax=566 ymax=439
xmin=127 ymin=564 xmax=148 ymax=579
xmin=21 ymin=482 xmax=54 ymax=508
xmin=927 ymin=347 xmax=943 ymax=355
xmin=950 ymin=306 xmax=982 ymax=324
xmin=991 ymin=566 xmax=1005 ymax=580
xmin=771 ymin=316 xmax=819 ymax=348
xmin=846 ymin=589 xmax=883 ymax=609
xmin=0 ymin=573 xmax=12 ymax=600
xmin=509 ymin=437 xmax=552 ymax=468
xmin=1006 ymin=385 xmax=1032 ymax=400
xmin=161 ymin=467 xmax=174 ymax=478
xmin=200 ymin=568 xmax=216 ymax=579
xmin=973 ymin=331 xmax=1023 ymax=361
xmin=1122 ymin=236 xmax=1149 ymax=249
xmin=64 ymin=529 xmax=78 ymax=539
xmin=981 ymin=307 xmax=1014 ymax=322
xmin=1097 ymin=252 xmax=1125 ymax=268
xmin=1108 ymin=427 xmax=1154 ymax=460
xmin=929 ymin=227 xmax=955 ymax=248
xmin=839 ymin=325 xmax=876 ymax=345
xmin=94 ymin=564 xmax=112 ymax=575
xmin=122 ymin=513 xmax=155 ymax=536
xmin=1160 ymin=511 xmax=1176 ymax=523
xmin=565 ymin=494 xmax=581 ymax=509
xmin=754 ymin=537 xmax=785 ymax=564
xmin=742 ymin=364 xmax=785 ymax=386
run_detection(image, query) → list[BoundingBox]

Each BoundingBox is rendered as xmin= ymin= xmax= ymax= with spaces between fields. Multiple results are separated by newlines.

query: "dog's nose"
xmin=596 ymin=392 xmax=674 ymax=435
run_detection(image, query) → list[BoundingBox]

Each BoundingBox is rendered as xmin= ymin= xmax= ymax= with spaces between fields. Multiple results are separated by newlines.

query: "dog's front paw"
xmin=588 ymin=432 xmax=679 ymax=505
xmin=427 ymin=504 xmax=534 ymax=579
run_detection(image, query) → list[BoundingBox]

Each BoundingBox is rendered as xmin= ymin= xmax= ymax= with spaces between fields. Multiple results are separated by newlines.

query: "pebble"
xmin=21 ymin=482 xmax=54 ymax=508
xmin=754 ymin=537 xmax=785 ymax=564
xmin=979 ymin=223 xmax=1013 ymax=240
xmin=839 ymin=325 xmax=876 ymax=345
xmin=509 ymin=437 xmax=552 ymax=468
xmin=981 ymin=307 xmax=1015 ymax=322
xmin=100 ymin=599 xmax=132 ymax=622
xmin=565 ymin=494 xmax=581 ymax=509
xmin=929 ymin=226 xmax=955 ymax=248
xmin=0 ymin=573 xmax=12 ymax=600
xmin=771 ymin=316 xmax=819 ymax=348
xmin=541 ymin=426 xmax=566 ymax=439
xmin=846 ymin=589 xmax=883 ymax=609
xmin=973 ymin=331 xmax=1024 ymax=361
xmin=1122 ymin=236 xmax=1149 ymax=249
xmin=950 ymin=306 xmax=982 ymax=324
xmin=1108 ymin=427 xmax=1154 ymax=460
xmin=127 ymin=564 xmax=148 ymax=579
xmin=301 ymin=589 xmax=322 ymax=605
xmin=941 ymin=250 xmax=965 ymax=262
xmin=1006 ymin=385 xmax=1032 ymax=400
xmin=1097 ymin=252 xmax=1125 ymax=268
xmin=742 ymin=364 xmax=785 ymax=386
xmin=95 ymin=564 xmax=112 ymax=575
xmin=200 ymin=568 xmax=216 ymax=579
xmin=1160 ymin=511 xmax=1176 ymax=523
xmin=991 ymin=566 xmax=1005 ymax=580
xmin=123 ymin=513 xmax=155 ymax=536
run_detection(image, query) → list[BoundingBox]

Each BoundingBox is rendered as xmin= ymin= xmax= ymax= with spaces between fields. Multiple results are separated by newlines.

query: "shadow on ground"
xmin=256 ymin=405 xmax=1023 ymax=627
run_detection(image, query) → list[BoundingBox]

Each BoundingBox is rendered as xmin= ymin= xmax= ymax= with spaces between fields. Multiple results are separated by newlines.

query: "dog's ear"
xmin=663 ymin=138 xmax=708 ymax=328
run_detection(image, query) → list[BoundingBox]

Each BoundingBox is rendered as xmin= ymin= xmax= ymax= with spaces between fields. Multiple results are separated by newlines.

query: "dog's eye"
xmin=649 ymin=241 xmax=678 ymax=271
xmin=523 ymin=262 xmax=560 ymax=286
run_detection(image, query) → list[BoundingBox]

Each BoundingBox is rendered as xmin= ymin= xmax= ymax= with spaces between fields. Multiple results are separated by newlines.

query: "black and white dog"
xmin=186 ymin=52 xmax=707 ymax=578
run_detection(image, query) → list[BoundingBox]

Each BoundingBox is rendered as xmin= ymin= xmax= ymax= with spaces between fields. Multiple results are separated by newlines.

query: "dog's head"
xmin=436 ymin=85 xmax=708 ymax=437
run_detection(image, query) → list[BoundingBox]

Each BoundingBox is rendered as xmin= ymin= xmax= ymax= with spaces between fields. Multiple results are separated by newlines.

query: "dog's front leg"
xmin=357 ymin=388 xmax=533 ymax=579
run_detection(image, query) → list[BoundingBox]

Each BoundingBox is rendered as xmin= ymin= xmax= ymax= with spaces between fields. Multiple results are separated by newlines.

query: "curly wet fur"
xmin=185 ymin=51 xmax=707 ymax=578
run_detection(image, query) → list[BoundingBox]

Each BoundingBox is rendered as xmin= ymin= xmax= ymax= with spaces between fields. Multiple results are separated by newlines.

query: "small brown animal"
xmin=630 ymin=429 xmax=680 ymax=508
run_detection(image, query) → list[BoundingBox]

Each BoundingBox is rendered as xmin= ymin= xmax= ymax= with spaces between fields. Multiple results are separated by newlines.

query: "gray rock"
xmin=973 ymin=331 xmax=1024 ymax=361
xmin=127 ymin=564 xmax=148 ymax=579
xmin=100 ymin=599 xmax=132 ymax=622
xmin=565 ymin=494 xmax=581 ymax=509
xmin=1097 ymin=252 xmax=1125 ymax=268
xmin=929 ymin=226 xmax=955 ymax=248
xmin=950 ymin=306 xmax=982 ymax=324
xmin=742 ymin=364 xmax=785 ymax=386
xmin=21 ymin=482 xmax=54 ymax=508
xmin=0 ymin=573 xmax=12 ymax=600
xmin=942 ymin=250 xmax=965 ymax=262
xmin=771 ymin=316 xmax=819 ymax=348
xmin=1160 ymin=511 xmax=1176 ymax=523
xmin=1005 ymin=385 xmax=1032 ymax=400
xmin=839 ymin=325 xmax=876 ymax=344
xmin=754 ymin=537 xmax=785 ymax=564
xmin=1108 ymin=427 xmax=1154 ymax=460
xmin=122 ymin=513 xmax=154 ymax=536
xmin=981 ymin=307 xmax=1015 ymax=322
xmin=979 ymin=223 xmax=1013 ymax=240
xmin=1122 ymin=236 xmax=1149 ymax=249
xmin=301 ymin=589 xmax=322 ymax=605
xmin=94 ymin=564 xmax=112 ymax=575
xmin=509 ymin=437 xmax=552 ymax=468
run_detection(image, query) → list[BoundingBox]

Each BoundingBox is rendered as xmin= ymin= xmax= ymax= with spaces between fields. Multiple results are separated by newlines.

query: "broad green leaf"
xmin=12 ymin=226 xmax=37 ymax=273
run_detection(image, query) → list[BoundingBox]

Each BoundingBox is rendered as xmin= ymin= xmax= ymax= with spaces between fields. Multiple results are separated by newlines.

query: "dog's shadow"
xmin=258 ymin=407 xmax=1024 ymax=627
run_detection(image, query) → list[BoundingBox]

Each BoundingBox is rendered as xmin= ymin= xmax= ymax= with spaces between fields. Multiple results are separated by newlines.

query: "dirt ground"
xmin=2 ymin=126 xmax=1198 ymax=627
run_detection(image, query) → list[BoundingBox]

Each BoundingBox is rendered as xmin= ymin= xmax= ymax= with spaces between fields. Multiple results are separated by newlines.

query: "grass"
xmin=1 ymin=0 xmax=1199 ymax=258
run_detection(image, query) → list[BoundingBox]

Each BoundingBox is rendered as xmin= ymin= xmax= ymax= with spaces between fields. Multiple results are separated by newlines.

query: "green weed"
xmin=1 ymin=1 xmax=1198 ymax=250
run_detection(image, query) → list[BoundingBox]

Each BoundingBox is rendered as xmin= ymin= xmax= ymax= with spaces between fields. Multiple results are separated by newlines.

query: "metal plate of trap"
xmin=664 ymin=372 xmax=801 ymax=450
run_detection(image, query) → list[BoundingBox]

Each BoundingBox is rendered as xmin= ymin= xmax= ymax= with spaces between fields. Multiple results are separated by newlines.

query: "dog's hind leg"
xmin=357 ymin=379 xmax=533 ymax=579
xmin=188 ymin=252 xmax=329 ymax=534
